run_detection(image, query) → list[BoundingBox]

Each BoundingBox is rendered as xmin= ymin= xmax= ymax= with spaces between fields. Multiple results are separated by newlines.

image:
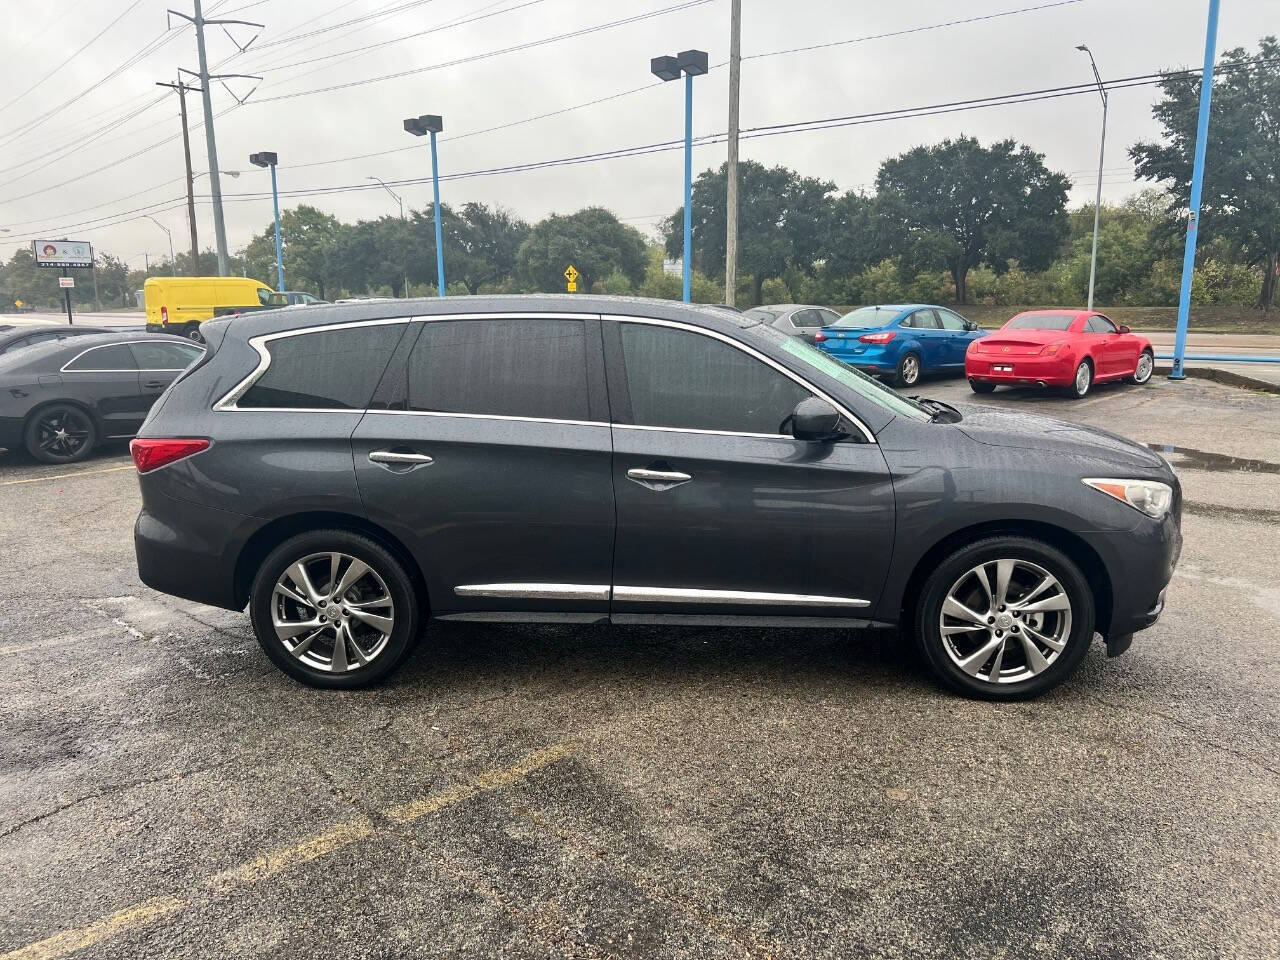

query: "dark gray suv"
xmin=132 ymin=296 xmax=1181 ymax=698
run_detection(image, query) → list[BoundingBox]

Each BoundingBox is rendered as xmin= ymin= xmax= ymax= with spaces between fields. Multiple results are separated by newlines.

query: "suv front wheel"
xmin=249 ymin=530 xmax=420 ymax=688
xmin=914 ymin=536 xmax=1095 ymax=699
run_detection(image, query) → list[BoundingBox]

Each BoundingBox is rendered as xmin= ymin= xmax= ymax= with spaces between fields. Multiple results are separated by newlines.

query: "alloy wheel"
xmin=35 ymin=408 xmax=92 ymax=459
xmin=1134 ymin=352 xmax=1153 ymax=383
xmin=901 ymin=354 xmax=920 ymax=385
xmin=271 ymin=551 xmax=395 ymax=672
xmin=1074 ymin=362 xmax=1091 ymax=396
xmin=938 ymin=558 xmax=1073 ymax=685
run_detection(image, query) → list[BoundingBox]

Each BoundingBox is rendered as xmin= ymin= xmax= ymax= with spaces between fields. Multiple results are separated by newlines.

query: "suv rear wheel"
xmin=914 ymin=536 xmax=1095 ymax=699
xmin=249 ymin=530 xmax=420 ymax=688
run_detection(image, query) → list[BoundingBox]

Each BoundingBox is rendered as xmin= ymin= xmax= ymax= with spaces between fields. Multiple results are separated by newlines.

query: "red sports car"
xmin=965 ymin=309 xmax=1155 ymax=398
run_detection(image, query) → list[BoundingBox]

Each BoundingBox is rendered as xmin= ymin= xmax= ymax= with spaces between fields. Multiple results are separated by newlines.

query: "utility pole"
xmin=157 ymin=78 xmax=201 ymax=272
xmin=167 ymin=1 xmax=263 ymax=276
xmin=1076 ymin=45 xmax=1107 ymax=312
xmin=724 ymin=0 xmax=741 ymax=307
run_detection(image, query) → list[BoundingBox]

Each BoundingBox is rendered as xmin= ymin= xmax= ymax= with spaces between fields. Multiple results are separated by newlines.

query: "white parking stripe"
xmin=0 ymin=463 xmax=134 ymax=486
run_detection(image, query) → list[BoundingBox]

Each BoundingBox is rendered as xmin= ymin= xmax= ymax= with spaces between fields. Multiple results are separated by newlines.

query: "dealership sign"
xmin=32 ymin=239 xmax=93 ymax=268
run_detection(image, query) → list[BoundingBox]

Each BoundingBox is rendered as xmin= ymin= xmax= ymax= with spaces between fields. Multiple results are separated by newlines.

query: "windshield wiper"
xmin=909 ymin=396 xmax=963 ymax=424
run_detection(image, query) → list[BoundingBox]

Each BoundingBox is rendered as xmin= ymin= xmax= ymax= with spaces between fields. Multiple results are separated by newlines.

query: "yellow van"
xmin=144 ymin=276 xmax=274 ymax=340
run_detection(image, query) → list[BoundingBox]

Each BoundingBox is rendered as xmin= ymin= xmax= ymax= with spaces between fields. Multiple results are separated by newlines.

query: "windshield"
xmin=830 ymin=305 xmax=900 ymax=329
xmin=1005 ymin=313 xmax=1076 ymax=331
xmin=754 ymin=325 xmax=931 ymax=422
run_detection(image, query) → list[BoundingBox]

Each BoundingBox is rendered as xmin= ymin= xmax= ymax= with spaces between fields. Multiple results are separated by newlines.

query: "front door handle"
xmin=369 ymin=450 xmax=433 ymax=465
xmin=143 ymin=380 xmax=167 ymax=390
xmin=627 ymin=467 xmax=692 ymax=491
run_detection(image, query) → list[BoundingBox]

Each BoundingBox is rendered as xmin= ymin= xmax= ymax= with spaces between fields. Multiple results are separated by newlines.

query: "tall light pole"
xmin=250 ymin=152 xmax=284 ymax=290
xmin=725 ymin=0 xmax=742 ymax=307
xmin=1076 ymin=45 xmax=1107 ymax=312
xmin=652 ymin=49 xmax=708 ymax=303
xmin=367 ymin=176 xmax=409 ymax=297
xmin=145 ymin=215 xmax=177 ymax=275
xmin=1169 ymin=0 xmax=1221 ymax=381
xmin=404 ymin=115 xmax=446 ymax=297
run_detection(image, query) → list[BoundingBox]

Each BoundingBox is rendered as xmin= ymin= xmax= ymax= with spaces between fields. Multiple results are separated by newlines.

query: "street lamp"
xmin=367 ymin=176 xmax=409 ymax=298
xmin=249 ymin=151 xmax=285 ymax=291
xmin=403 ymin=114 xmax=446 ymax=297
xmin=1076 ymin=44 xmax=1107 ymax=312
xmin=145 ymin=215 xmax=177 ymax=275
xmin=651 ymin=49 xmax=707 ymax=303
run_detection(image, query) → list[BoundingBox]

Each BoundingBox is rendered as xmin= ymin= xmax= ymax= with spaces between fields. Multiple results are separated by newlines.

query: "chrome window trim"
xmin=605 ymin=314 xmax=876 ymax=443
xmin=214 ymin=312 xmax=595 ymax=413
xmin=454 ymin=583 xmax=610 ymax=601
xmin=61 ymin=340 xmax=199 ymax=374
xmin=612 ymin=585 xmax=870 ymax=607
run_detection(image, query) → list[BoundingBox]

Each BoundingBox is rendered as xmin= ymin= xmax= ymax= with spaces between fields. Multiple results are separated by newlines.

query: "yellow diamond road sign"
xmin=564 ymin=264 xmax=579 ymax=283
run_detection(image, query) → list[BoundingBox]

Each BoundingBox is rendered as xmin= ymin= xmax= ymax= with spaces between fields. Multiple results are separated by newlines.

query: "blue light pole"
xmin=651 ymin=49 xmax=708 ymax=303
xmin=250 ymin=151 xmax=284 ymax=291
xmin=1169 ymin=0 xmax=1221 ymax=381
xmin=404 ymin=114 xmax=447 ymax=297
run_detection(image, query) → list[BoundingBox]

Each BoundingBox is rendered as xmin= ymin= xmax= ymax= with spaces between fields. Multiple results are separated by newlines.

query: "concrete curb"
xmin=1154 ymin=364 xmax=1280 ymax=395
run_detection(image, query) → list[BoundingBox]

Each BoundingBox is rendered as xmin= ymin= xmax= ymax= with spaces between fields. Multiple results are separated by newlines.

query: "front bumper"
xmin=966 ymin=354 xmax=1076 ymax=386
xmin=1093 ymin=508 xmax=1182 ymax=645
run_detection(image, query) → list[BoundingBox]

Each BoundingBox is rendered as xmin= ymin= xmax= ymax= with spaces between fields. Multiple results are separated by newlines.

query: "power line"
xmin=0 ymin=0 xmax=149 ymax=118
xmin=252 ymin=0 xmax=716 ymax=102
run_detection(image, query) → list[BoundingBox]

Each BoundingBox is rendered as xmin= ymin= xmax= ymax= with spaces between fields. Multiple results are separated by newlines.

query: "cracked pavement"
xmin=1 ymin=374 xmax=1277 ymax=959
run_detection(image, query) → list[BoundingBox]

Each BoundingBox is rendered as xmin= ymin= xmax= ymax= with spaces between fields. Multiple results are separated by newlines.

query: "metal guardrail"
xmin=1156 ymin=353 xmax=1280 ymax=364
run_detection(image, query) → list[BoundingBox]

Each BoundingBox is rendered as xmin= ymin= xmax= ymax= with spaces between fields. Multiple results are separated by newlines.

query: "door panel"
xmin=610 ymin=428 xmax=895 ymax=616
xmin=352 ymin=415 xmax=615 ymax=615
xmin=907 ymin=309 xmax=946 ymax=369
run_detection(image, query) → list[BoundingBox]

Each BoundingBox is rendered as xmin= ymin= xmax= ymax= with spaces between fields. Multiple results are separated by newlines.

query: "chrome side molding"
xmin=612 ymin=586 xmax=870 ymax=607
xmin=453 ymin=583 xmax=610 ymax=601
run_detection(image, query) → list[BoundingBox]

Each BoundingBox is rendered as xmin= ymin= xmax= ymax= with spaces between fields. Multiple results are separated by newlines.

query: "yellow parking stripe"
xmin=3 ymin=897 xmax=187 ymax=960
xmin=1 ymin=744 xmax=570 ymax=960
xmin=0 ymin=464 xmax=134 ymax=486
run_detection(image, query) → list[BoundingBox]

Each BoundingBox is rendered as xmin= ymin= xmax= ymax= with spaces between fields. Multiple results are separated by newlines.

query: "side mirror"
xmin=790 ymin=397 xmax=846 ymax=442
xmin=1118 ymin=324 xmax=1131 ymax=334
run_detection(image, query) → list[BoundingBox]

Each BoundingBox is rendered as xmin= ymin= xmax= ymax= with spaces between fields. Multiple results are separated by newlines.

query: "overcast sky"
xmin=1 ymin=0 xmax=1276 ymax=270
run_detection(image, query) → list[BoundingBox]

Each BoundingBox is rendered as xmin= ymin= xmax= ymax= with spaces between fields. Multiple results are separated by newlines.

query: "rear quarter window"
xmin=238 ymin=323 xmax=407 ymax=409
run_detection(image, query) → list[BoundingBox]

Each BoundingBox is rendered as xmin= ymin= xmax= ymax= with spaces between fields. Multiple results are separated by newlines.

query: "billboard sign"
xmin=33 ymin=239 xmax=93 ymax=269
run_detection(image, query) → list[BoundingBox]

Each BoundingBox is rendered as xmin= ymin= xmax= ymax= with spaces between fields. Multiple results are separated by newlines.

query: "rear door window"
xmin=911 ymin=309 xmax=942 ymax=329
xmin=791 ymin=309 xmax=823 ymax=329
xmin=238 ymin=323 xmax=406 ymax=409
xmin=616 ymin=323 xmax=812 ymax=435
xmin=64 ymin=344 xmax=138 ymax=371
xmin=403 ymin=318 xmax=590 ymax=421
xmin=130 ymin=341 xmax=204 ymax=370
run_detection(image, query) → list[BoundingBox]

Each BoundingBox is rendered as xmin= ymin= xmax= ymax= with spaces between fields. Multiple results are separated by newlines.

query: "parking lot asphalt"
xmin=1 ymin=375 xmax=1277 ymax=959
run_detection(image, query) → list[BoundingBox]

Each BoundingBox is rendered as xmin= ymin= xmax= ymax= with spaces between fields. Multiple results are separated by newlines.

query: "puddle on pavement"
xmin=1147 ymin=443 xmax=1280 ymax=474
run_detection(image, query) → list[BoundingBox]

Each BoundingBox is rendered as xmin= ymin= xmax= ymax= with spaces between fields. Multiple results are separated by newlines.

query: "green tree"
xmin=93 ymin=253 xmax=130 ymax=308
xmin=448 ymin=203 xmax=529 ymax=294
xmin=516 ymin=207 xmax=647 ymax=293
xmin=662 ymin=161 xmax=835 ymax=305
xmin=876 ymin=137 xmax=1070 ymax=304
xmin=1130 ymin=37 xmax=1280 ymax=309
xmin=331 ymin=216 xmax=414 ymax=297
xmin=244 ymin=205 xmax=341 ymax=297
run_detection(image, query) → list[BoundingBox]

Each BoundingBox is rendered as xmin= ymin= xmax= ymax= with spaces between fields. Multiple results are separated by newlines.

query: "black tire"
xmin=913 ymin=535 xmax=1095 ymax=700
xmin=968 ymin=379 xmax=996 ymax=394
xmin=1069 ymin=359 xmax=1093 ymax=399
xmin=1132 ymin=349 xmax=1154 ymax=384
xmin=183 ymin=323 xmax=204 ymax=343
xmin=24 ymin=403 xmax=98 ymax=464
xmin=249 ymin=529 xmax=421 ymax=689
xmin=894 ymin=351 xmax=922 ymax=388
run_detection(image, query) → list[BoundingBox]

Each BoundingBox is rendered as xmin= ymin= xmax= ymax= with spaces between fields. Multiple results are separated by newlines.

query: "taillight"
xmin=813 ymin=331 xmax=827 ymax=342
xmin=161 ymin=305 xmax=169 ymax=326
xmin=858 ymin=331 xmax=896 ymax=344
xmin=130 ymin=438 xmax=210 ymax=473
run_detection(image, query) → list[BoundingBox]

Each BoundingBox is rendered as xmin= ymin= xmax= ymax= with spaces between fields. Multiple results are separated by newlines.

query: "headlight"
xmin=1082 ymin=478 xmax=1174 ymax=518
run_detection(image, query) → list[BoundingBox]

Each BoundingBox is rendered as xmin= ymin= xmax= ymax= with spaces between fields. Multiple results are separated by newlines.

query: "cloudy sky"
xmin=1 ymin=0 xmax=1276 ymax=270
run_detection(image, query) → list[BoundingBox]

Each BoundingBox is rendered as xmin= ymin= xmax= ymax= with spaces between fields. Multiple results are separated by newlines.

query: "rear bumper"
xmin=135 ymin=489 xmax=251 ymax=610
xmin=965 ymin=354 xmax=1075 ymax=386
xmin=819 ymin=343 xmax=897 ymax=372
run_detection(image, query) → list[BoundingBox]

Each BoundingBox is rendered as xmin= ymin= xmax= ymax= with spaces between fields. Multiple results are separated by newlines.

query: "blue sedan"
xmin=814 ymin=304 xmax=986 ymax=387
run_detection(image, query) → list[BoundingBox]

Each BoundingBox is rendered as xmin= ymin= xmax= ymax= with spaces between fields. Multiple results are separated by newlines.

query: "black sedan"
xmin=0 ymin=332 xmax=203 ymax=463
xmin=744 ymin=304 xmax=842 ymax=343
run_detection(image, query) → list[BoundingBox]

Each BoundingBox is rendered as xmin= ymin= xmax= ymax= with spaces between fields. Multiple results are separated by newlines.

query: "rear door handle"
xmin=143 ymin=380 xmax=166 ymax=390
xmin=627 ymin=467 xmax=692 ymax=491
xmin=369 ymin=450 xmax=433 ymax=465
